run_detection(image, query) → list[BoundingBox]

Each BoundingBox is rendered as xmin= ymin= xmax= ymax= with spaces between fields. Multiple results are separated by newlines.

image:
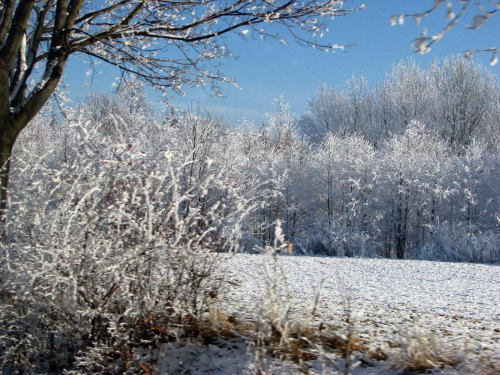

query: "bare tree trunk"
xmin=0 ymin=116 xmax=18 ymax=222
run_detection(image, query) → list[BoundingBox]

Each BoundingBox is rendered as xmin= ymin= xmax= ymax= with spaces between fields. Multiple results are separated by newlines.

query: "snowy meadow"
xmin=163 ymin=254 xmax=500 ymax=374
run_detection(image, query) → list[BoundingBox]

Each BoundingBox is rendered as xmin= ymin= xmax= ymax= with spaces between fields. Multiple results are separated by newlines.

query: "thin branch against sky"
xmin=63 ymin=0 xmax=500 ymax=125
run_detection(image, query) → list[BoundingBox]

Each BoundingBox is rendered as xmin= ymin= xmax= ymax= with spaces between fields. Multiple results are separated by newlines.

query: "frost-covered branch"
xmin=391 ymin=0 xmax=499 ymax=64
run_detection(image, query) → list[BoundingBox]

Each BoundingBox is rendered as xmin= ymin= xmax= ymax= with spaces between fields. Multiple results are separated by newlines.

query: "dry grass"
xmin=199 ymin=308 xmax=370 ymax=368
xmin=187 ymin=305 xmax=492 ymax=375
xmin=475 ymin=352 xmax=500 ymax=375
xmin=391 ymin=330 xmax=466 ymax=373
xmin=114 ymin=299 xmax=493 ymax=375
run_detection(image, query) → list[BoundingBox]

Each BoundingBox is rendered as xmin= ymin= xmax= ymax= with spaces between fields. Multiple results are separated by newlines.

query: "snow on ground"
xmin=221 ymin=255 xmax=499 ymax=343
xmin=160 ymin=254 xmax=500 ymax=374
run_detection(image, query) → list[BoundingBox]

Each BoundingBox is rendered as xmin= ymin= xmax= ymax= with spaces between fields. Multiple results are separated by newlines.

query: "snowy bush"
xmin=0 ymin=119 xmax=259 ymax=373
xmin=411 ymin=225 xmax=500 ymax=263
xmin=325 ymin=222 xmax=378 ymax=258
xmin=294 ymin=220 xmax=380 ymax=258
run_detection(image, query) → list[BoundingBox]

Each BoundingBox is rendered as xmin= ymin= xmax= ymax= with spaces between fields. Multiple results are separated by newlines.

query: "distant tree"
xmin=380 ymin=122 xmax=450 ymax=259
xmin=0 ymin=0 xmax=362 ymax=217
xmin=343 ymin=74 xmax=374 ymax=135
xmin=376 ymin=58 xmax=432 ymax=134
xmin=429 ymin=55 xmax=495 ymax=154
xmin=252 ymin=97 xmax=300 ymax=246
xmin=310 ymin=133 xmax=375 ymax=255
xmin=298 ymin=75 xmax=374 ymax=144
xmin=298 ymin=83 xmax=344 ymax=143
xmin=481 ymin=87 xmax=500 ymax=151
xmin=264 ymin=96 xmax=297 ymax=152
xmin=301 ymin=56 xmax=499 ymax=153
xmin=173 ymin=108 xmax=228 ymax=188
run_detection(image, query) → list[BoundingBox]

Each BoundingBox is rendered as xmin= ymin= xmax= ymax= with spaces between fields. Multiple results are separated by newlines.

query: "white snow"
xmin=222 ymin=255 xmax=499 ymax=325
xmin=158 ymin=254 xmax=499 ymax=374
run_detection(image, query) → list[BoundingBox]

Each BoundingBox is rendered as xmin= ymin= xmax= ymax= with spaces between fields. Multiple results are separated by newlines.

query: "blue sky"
xmin=64 ymin=0 xmax=500 ymax=125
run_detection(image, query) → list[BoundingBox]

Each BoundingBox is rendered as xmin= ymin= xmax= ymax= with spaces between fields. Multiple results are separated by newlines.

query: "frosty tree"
xmin=0 ymin=0 xmax=361 ymax=216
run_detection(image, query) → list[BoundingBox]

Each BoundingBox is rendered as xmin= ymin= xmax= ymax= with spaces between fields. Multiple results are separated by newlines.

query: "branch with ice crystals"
xmin=465 ymin=47 xmax=499 ymax=66
xmin=391 ymin=0 xmax=499 ymax=60
xmin=465 ymin=2 xmax=498 ymax=29
xmin=13 ymin=56 xmax=59 ymax=113
xmin=410 ymin=28 xmax=433 ymax=55
xmin=10 ymin=33 xmax=28 ymax=101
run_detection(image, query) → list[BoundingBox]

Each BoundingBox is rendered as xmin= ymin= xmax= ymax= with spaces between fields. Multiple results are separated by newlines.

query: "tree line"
xmin=8 ymin=56 xmax=500 ymax=263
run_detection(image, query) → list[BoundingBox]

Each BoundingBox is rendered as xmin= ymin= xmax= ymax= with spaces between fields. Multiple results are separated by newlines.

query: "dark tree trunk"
xmin=0 ymin=115 xmax=19 ymax=222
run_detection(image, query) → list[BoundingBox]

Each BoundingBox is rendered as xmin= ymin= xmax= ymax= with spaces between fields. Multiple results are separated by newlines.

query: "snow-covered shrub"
xmin=0 ymin=119 xmax=258 ymax=373
xmin=295 ymin=220 xmax=379 ymax=257
xmin=326 ymin=222 xmax=378 ymax=258
xmin=293 ymin=221 xmax=336 ymax=256
xmin=411 ymin=225 xmax=500 ymax=263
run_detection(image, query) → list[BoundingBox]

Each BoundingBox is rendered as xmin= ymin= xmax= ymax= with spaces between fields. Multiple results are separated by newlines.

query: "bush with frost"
xmin=0 ymin=118 xmax=260 ymax=373
xmin=412 ymin=225 xmax=500 ymax=263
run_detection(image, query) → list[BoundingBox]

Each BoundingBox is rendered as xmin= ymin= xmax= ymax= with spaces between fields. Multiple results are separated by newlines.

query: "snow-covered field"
xmin=159 ymin=254 xmax=500 ymax=374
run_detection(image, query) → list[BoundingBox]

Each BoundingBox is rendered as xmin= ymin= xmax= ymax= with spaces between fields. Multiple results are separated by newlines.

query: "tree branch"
xmin=0 ymin=0 xmax=16 ymax=45
xmin=0 ymin=0 xmax=36 ymax=67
